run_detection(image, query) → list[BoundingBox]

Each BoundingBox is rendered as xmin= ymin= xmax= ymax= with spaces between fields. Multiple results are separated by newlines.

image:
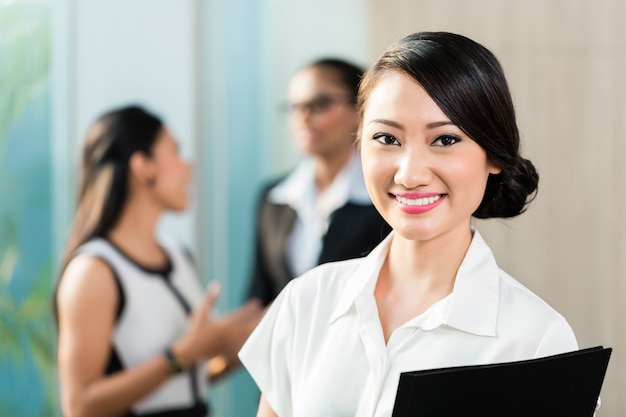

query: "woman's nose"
xmin=290 ymin=105 xmax=314 ymax=125
xmin=393 ymin=146 xmax=434 ymax=189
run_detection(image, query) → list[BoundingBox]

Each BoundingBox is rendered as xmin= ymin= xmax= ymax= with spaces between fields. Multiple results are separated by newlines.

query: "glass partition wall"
xmin=0 ymin=1 xmax=57 ymax=416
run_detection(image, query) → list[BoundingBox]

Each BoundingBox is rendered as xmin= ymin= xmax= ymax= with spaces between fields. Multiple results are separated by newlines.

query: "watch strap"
xmin=164 ymin=347 xmax=185 ymax=374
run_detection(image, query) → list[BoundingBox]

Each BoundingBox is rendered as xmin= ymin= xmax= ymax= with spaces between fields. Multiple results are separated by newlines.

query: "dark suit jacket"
xmin=247 ymin=180 xmax=392 ymax=306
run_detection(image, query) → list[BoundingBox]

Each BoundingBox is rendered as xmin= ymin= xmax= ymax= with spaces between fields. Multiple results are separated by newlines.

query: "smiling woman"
xmin=360 ymin=71 xmax=501 ymax=244
xmin=239 ymin=32 xmax=585 ymax=417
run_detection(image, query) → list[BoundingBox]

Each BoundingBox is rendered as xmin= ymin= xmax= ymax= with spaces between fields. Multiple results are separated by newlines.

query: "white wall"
xmin=70 ymin=0 xmax=200 ymax=249
xmin=261 ymin=0 xmax=373 ymax=172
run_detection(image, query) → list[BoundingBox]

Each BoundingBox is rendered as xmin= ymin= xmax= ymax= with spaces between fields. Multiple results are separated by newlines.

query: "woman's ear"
xmin=129 ymin=151 xmax=156 ymax=187
xmin=488 ymin=162 xmax=502 ymax=175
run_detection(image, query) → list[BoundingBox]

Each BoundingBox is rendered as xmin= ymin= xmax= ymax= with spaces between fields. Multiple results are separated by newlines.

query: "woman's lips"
xmin=391 ymin=192 xmax=446 ymax=214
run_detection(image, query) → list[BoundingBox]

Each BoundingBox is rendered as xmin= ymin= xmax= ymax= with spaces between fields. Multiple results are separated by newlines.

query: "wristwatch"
xmin=164 ymin=347 xmax=185 ymax=374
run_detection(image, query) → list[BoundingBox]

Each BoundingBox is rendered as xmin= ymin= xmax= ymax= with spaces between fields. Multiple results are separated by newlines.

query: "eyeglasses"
xmin=282 ymin=94 xmax=354 ymax=115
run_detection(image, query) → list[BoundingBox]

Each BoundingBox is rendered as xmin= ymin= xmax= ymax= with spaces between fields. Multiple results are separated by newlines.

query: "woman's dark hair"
xmin=308 ymin=58 xmax=364 ymax=105
xmin=55 ymin=105 xmax=163 ymax=297
xmin=357 ymin=32 xmax=539 ymax=219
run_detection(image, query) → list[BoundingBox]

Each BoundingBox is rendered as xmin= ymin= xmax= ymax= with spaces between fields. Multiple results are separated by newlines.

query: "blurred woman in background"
xmin=247 ymin=58 xmax=391 ymax=306
xmin=54 ymin=105 xmax=262 ymax=417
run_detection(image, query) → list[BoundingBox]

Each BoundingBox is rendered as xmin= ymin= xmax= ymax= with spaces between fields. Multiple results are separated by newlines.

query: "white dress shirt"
xmin=239 ymin=229 xmax=579 ymax=417
xmin=268 ymin=151 xmax=371 ymax=277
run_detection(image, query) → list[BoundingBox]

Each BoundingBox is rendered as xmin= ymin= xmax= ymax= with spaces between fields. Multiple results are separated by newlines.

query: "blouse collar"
xmin=329 ymin=228 xmax=500 ymax=337
xmin=268 ymin=150 xmax=372 ymax=209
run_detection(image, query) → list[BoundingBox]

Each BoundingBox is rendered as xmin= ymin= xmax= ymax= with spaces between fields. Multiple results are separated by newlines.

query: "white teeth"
xmin=396 ymin=195 xmax=441 ymax=206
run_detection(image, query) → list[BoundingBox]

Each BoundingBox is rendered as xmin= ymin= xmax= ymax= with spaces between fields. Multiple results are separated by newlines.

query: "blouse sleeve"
xmin=239 ymin=282 xmax=296 ymax=416
xmin=533 ymin=316 xmax=579 ymax=358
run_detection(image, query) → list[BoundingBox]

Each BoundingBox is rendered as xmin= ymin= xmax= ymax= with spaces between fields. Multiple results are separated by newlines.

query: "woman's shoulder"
xmin=471 ymin=231 xmax=569 ymax=326
xmin=67 ymin=238 xmax=117 ymax=277
xmin=282 ymin=257 xmax=366 ymax=304
xmin=74 ymin=237 xmax=123 ymax=266
xmin=64 ymin=251 xmax=115 ymax=280
xmin=495 ymin=271 xmax=577 ymax=353
xmin=498 ymin=272 xmax=565 ymax=320
xmin=58 ymin=253 xmax=117 ymax=310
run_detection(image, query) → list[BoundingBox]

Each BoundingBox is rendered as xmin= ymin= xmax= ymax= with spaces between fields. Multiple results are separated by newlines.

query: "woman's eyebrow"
xmin=368 ymin=119 xmax=455 ymax=130
xmin=426 ymin=120 xmax=455 ymax=129
xmin=368 ymin=118 xmax=404 ymax=130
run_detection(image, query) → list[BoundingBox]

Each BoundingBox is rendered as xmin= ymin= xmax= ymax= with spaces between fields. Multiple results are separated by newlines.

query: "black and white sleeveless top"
xmin=77 ymin=237 xmax=209 ymax=417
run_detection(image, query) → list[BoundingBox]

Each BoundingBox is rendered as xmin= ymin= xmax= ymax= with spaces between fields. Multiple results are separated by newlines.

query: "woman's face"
xmin=360 ymin=71 xmax=500 ymax=242
xmin=287 ymin=67 xmax=359 ymax=158
xmin=146 ymin=128 xmax=192 ymax=212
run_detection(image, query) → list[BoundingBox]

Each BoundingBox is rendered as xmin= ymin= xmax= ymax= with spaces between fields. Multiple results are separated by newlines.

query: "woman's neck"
xmin=106 ymin=199 xmax=166 ymax=267
xmin=386 ymin=227 xmax=473 ymax=287
xmin=313 ymin=147 xmax=353 ymax=193
xmin=374 ymin=226 xmax=473 ymax=343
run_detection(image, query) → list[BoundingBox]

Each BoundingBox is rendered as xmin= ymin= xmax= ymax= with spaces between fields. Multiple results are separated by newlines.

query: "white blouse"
xmin=239 ymin=230 xmax=579 ymax=417
xmin=268 ymin=151 xmax=372 ymax=277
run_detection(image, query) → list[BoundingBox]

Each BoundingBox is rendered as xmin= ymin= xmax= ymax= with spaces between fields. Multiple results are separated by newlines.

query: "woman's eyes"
xmin=372 ymin=133 xmax=461 ymax=147
xmin=432 ymin=135 xmax=461 ymax=147
xmin=372 ymin=133 xmax=400 ymax=146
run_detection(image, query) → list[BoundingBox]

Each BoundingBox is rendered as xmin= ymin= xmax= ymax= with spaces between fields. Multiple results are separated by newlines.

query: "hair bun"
xmin=475 ymin=157 xmax=539 ymax=219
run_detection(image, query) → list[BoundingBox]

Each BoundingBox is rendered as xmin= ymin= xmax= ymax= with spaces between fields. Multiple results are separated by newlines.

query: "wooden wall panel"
xmin=369 ymin=1 xmax=625 ymax=415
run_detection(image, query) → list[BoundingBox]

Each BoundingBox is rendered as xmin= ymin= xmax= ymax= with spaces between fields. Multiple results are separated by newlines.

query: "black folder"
xmin=392 ymin=346 xmax=612 ymax=417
